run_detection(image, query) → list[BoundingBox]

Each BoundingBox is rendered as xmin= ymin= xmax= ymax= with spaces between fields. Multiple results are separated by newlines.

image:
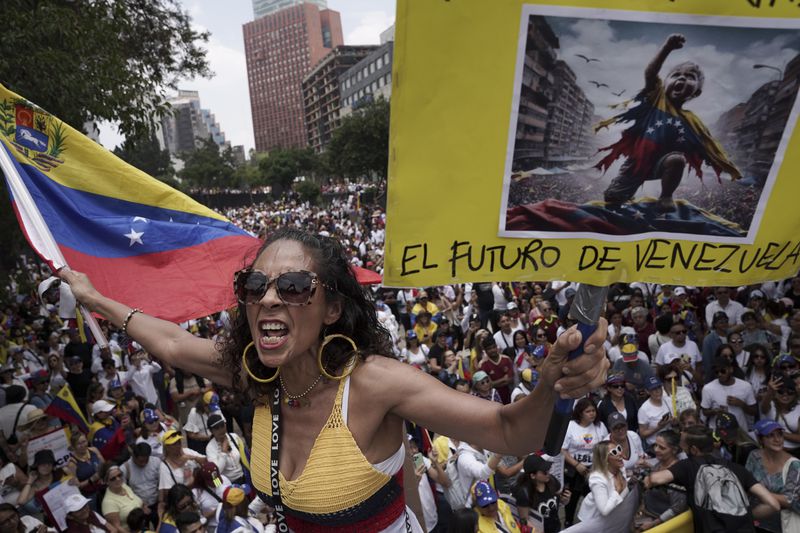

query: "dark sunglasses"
xmin=608 ymin=384 xmax=625 ymax=389
xmin=234 ymin=269 xmax=334 ymax=306
xmin=730 ymin=339 xmax=743 ymax=344
xmin=672 ymin=329 xmax=687 ymax=335
xmin=107 ymin=474 xmax=122 ymax=482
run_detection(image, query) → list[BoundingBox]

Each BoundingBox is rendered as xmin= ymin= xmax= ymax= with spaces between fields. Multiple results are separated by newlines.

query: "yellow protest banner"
xmin=385 ymin=0 xmax=800 ymax=287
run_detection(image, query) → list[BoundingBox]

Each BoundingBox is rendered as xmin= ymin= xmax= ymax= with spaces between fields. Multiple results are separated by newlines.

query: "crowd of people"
xmin=0 ymin=186 xmax=799 ymax=533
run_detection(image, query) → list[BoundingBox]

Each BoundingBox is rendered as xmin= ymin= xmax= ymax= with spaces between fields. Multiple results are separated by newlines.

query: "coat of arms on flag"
xmin=1 ymin=97 xmax=66 ymax=172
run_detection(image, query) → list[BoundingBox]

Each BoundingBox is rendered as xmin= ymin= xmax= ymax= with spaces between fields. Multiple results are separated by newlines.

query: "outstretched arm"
xmin=376 ymin=321 xmax=609 ymax=456
xmin=645 ymin=34 xmax=685 ymax=91
xmin=60 ymin=269 xmax=232 ymax=387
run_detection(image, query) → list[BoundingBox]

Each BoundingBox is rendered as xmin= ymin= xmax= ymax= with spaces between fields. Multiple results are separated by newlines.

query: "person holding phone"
xmin=638 ymin=377 xmax=675 ymax=451
xmin=60 ymin=228 xmax=608 ymax=532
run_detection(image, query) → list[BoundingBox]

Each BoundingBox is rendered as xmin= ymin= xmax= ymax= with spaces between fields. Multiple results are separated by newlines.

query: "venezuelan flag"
xmin=0 ymin=83 xmax=260 ymax=322
xmin=46 ymin=384 xmax=90 ymax=434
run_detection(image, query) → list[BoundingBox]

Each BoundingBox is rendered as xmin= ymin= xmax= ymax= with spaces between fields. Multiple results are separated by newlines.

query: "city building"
xmin=339 ymin=42 xmax=393 ymax=119
xmin=252 ymin=0 xmax=326 ymax=19
xmin=546 ymin=60 xmax=595 ymax=164
xmin=302 ymin=45 xmax=378 ymax=152
xmin=158 ymin=90 xmax=230 ymax=156
xmin=713 ymin=54 xmax=800 ymax=181
xmin=244 ymin=3 xmax=343 ymax=152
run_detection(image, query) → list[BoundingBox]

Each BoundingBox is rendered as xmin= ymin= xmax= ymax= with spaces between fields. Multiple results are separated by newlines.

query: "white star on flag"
xmin=133 ymin=216 xmax=149 ymax=223
xmin=633 ymin=211 xmax=645 ymax=220
xmin=655 ymin=120 xmax=663 ymax=127
xmin=124 ymin=228 xmax=144 ymax=246
xmin=646 ymin=127 xmax=655 ymax=134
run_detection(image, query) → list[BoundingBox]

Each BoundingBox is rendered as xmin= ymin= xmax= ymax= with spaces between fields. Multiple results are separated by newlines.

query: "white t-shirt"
xmin=620 ymin=431 xmax=646 ymax=473
xmin=655 ymin=340 xmax=701 ymax=368
xmin=158 ymin=448 xmax=205 ymax=491
xmin=493 ymin=330 xmax=515 ymax=351
xmin=128 ymin=362 xmax=161 ymax=405
xmin=562 ymin=421 xmax=609 ymax=466
xmin=418 ymin=457 xmax=438 ymax=532
xmin=637 ymin=400 xmax=672 ymax=446
xmin=402 ymin=345 xmax=429 ymax=366
xmin=701 ymin=378 xmax=756 ymax=431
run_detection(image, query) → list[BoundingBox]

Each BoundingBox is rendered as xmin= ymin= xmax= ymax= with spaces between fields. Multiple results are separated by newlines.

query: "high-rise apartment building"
xmin=244 ymin=3 xmax=343 ymax=152
xmin=252 ymin=0 xmax=326 ymax=19
xmin=303 ymin=45 xmax=378 ymax=153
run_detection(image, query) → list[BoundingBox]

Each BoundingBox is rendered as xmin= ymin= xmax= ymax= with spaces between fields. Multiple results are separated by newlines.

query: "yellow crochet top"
xmin=251 ymin=378 xmax=391 ymax=514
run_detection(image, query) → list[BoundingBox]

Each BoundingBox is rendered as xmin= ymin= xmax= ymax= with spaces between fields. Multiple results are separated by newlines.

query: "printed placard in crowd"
xmin=38 ymin=480 xmax=82 ymax=532
xmin=26 ymin=428 xmax=70 ymax=469
xmin=385 ymin=0 xmax=800 ymax=287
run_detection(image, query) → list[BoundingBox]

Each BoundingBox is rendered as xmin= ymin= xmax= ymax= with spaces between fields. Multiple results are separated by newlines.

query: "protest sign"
xmin=385 ymin=0 xmax=800 ymax=287
xmin=27 ymin=428 xmax=70 ymax=469
xmin=38 ymin=480 xmax=82 ymax=531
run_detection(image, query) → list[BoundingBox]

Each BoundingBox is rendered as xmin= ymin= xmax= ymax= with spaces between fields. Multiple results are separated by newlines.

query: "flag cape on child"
xmin=595 ymin=78 xmax=742 ymax=183
xmin=0 ymin=83 xmax=260 ymax=323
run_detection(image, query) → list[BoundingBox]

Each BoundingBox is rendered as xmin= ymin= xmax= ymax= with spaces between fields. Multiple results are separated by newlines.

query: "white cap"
xmin=91 ymin=399 xmax=116 ymax=415
xmin=64 ymin=493 xmax=91 ymax=513
xmin=673 ymin=287 xmax=687 ymax=296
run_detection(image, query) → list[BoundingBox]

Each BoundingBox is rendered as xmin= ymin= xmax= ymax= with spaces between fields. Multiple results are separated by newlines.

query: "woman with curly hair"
xmin=61 ymin=227 xmax=608 ymax=532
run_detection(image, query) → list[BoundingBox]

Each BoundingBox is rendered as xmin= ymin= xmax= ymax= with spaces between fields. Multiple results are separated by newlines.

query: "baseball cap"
xmin=64 ymin=493 xmax=91 ymax=514
xmin=645 ymin=376 xmax=662 ymax=390
xmin=406 ymin=331 xmax=417 ymax=341
xmin=108 ymin=378 xmax=123 ymax=390
xmin=223 ymin=486 xmax=246 ymax=505
xmin=673 ymin=287 xmax=687 ymax=296
xmin=522 ymin=454 xmax=552 ymax=474
xmin=750 ymin=289 xmax=765 ymax=299
xmin=207 ymin=413 xmax=226 ymax=430
xmin=520 ymin=368 xmax=539 ymax=385
xmin=91 ymin=399 xmax=116 ymax=415
xmin=162 ymin=429 xmax=182 ymax=446
xmin=716 ymin=412 xmax=739 ymax=435
xmin=606 ymin=372 xmax=625 ymax=386
xmin=621 ymin=342 xmax=639 ymax=362
xmin=203 ymin=391 xmax=219 ymax=405
xmin=607 ymin=411 xmax=628 ymax=429
xmin=67 ymin=355 xmax=82 ymax=365
xmin=712 ymin=311 xmax=729 ymax=325
xmin=199 ymin=461 xmax=223 ymax=488
xmin=777 ymin=354 xmax=797 ymax=366
xmin=142 ymin=408 xmax=159 ymax=424
xmin=507 ymin=302 xmax=518 ymax=311
xmin=532 ymin=345 xmax=547 ymax=359
xmin=754 ymin=419 xmax=783 ymax=437
xmin=472 ymin=371 xmax=489 ymax=384
xmin=473 ymin=481 xmax=498 ymax=507
xmin=418 ymin=291 xmax=428 ymax=299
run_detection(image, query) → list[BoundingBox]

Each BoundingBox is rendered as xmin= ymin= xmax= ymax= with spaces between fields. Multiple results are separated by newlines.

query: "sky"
xmin=97 ymin=0 xmax=396 ymax=153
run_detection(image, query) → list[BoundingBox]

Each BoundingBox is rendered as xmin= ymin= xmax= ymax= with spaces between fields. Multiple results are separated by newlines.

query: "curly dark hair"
xmin=218 ymin=227 xmax=393 ymax=399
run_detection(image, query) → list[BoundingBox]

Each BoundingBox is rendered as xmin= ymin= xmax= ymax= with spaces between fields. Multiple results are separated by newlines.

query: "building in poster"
xmin=302 ymin=45 xmax=378 ymax=152
xmin=244 ymin=3 xmax=343 ymax=152
xmin=252 ymin=0 xmax=327 ymax=19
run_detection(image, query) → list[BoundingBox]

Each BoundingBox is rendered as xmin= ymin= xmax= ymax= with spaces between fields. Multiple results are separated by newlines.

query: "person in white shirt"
xmin=701 ymin=357 xmax=757 ymax=431
xmin=454 ymin=441 xmax=501 ymax=510
xmin=127 ymin=351 xmax=162 ymax=407
xmin=121 ymin=442 xmax=161 ymax=508
xmin=492 ymin=314 xmax=516 ymax=352
xmin=655 ymin=321 xmax=702 ymax=385
xmin=562 ymin=398 xmax=608 ymax=526
xmin=510 ymin=368 xmax=538 ymax=403
xmin=576 ymin=441 xmax=633 ymax=525
xmin=705 ymin=286 xmax=745 ymax=326
xmin=638 ymin=377 xmax=674 ymax=448
xmin=205 ymin=413 xmax=246 ymax=484
xmin=158 ymin=429 xmax=206 ymax=502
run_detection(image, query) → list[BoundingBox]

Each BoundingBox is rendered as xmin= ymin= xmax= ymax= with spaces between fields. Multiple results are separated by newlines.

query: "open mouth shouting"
xmin=259 ymin=320 xmax=289 ymax=349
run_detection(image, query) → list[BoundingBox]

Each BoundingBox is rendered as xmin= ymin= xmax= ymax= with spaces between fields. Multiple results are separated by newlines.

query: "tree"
xmin=0 ymin=0 xmax=211 ymax=139
xmin=178 ymin=137 xmax=236 ymax=189
xmin=258 ymin=148 xmax=319 ymax=196
xmin=113 ymin=135 xmax=174 ymax=183
xmin=326 ymin=97 xmax=390 ymax=179
xmin=295 ymin=180 xmax=321 ymax=205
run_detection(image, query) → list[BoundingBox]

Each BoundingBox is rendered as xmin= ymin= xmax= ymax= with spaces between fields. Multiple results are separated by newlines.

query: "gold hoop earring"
xmin=242 ymin=341 xmax=279 ymax=383
xmin=317 ymin=334 xmax=359 ymax=380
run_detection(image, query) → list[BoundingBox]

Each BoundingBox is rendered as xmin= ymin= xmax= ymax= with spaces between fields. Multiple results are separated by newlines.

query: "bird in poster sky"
xmin=612 ymin=90 xmax=626 ymax=97
xmin=589 ymin=81 xmax=609 ymax=88
xmin=575 ymin=54 xmax=600 ymax=63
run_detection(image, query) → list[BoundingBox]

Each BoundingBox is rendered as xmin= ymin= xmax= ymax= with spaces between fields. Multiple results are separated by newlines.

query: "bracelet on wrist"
xmin=121 ymin=308 xmax=142 ymax=337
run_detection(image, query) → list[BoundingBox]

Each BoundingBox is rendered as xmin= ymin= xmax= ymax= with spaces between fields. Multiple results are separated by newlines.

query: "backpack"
xmin=693 ymin=461 xmax=749 ymax=517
